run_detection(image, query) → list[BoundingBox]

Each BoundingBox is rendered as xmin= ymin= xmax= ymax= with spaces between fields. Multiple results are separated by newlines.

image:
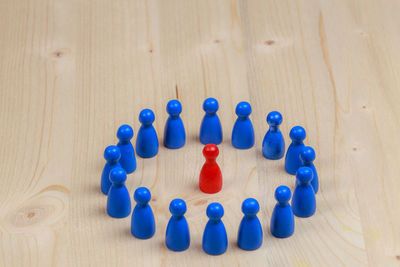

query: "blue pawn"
xmin=163 ymin=100 xmax=186 ymax=149
xmin=262 ymin=111 xmax=285 ymax=159
xmin=199 ymin=98 xmax=223 ymax=145
xmin=136 ymin=109 xmax=159 ymax=158
xmin=131 ymin=187 xmax=155 ymax=239
xmin=292 ymin=167 xmax=316 ymax=218
xmin=237 ymin=198 xmax=263 ymax=250
xmin=101 ymin=145 xmax=121 ymax=195
xmin=165 ymin=199 xmax=190 ymax=251
xmin=117 ymin=124 xmax=136 ymax=174
xmin=300 ymin=146 xmax=319 ymax=194
xmin=202 ymin=202 xmax=227 ymax=255
xmin=231 ymin=101 xmax=255 ymax=149
xmin=285 ymin=126 xmax=306 ymax=174
xmin=270 ymin=185 xmax=295 ymax=238
xmin=107 ymin=167 xmax=131 ymax=218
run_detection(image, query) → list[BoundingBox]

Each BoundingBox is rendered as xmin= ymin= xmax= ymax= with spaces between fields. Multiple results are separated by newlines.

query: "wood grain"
xmin=0 ymin=0 xmax=399 ymax=266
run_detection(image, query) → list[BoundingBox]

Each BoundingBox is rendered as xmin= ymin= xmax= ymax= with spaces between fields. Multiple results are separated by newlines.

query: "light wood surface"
xmin=1 ymin=0 xmax=399 ymax=266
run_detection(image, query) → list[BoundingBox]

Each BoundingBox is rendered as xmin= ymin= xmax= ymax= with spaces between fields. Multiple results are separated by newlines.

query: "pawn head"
xmin=274 ymin=185 xmax=291 ymax=204
xmin=296 ymin=166 xmax=313 ymax=185
xmin=203 ymin=144 xmax=219 ymax=160
xmin=241 ymin=198 xmax=259 ymax=216
xmin=166 ymin=99 xmax=182 ymax=116
xmin=169 ymin=198 xmax=187 ymax=216
xmin=104 ymin=145 xmax=121 ymax=162
xmin=203 ymin=98 xmax=219 ymax=114
xmin=117 ymin=124 xmax=134 ymax=141
xmin=109 ymin=167 xmax=127 ymax=184
xmin=134 ymin=187 xmax=151 ymax=204
xmin=139 ymin=109 xmax=155 ymax=125
xmin=206 ymin=202 xmax=224 ymax=220
xmin=289 ymin=126 xmax=306 ymax=142
xmin=235 ymin=101 xmax=252 ymax=117
xmin=300 ymin=146 xmax=315 ymax=163
xmin=267 ymin=111 xmax=283 ymax=126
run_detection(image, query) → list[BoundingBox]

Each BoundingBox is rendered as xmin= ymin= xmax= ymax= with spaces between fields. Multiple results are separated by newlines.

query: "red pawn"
xmin=199 ymin=144 xmax=222 ymax=194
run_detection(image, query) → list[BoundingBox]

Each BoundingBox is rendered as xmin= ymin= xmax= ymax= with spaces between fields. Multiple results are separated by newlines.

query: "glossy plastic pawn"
xmin=131 ymin=187 xmax=155 ymax=239
xmin=164 ymin=100 xmax=186 ymax=149
xmin=270 ymin=185 xmax=295 ymax=238
xmin=300 ymin=146 xmax=319 ymax=194
xmin=231 ymin=101 xmax=255 ymax=149
xmin=285 ymin=126 xmax=306 ymax=174
xmin=237 ymin=198 xmax=263 ymax=250
xmin=107 ymin=167 xmax=131 ymax=218
xmin=202 ymin=203 xmax=228 ymax=255
xmin=199 ymin=98 xmax=223 ymax=145
xmin=136 ymin=109 xmax=159 ymax=158
xmin=117 ymin=124 xmax=136 ymax=174
xmin=101 ymin=145 xmax=121 ymax=195
xmin=165 ymin=199 xmax=190 ymax=251
xmin=292 ymin=167 xmax=316 ymax=218
xmin=262 ymin=111 xmax=285 ymax=159
xmin=199 ymin=144 xmax=222 ymax=194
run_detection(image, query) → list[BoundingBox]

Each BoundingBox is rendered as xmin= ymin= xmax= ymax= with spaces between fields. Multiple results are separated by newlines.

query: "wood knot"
xmin=214 ymin=39 xmax=220 ymax=43
xmin=49 ymin=48 xmax=70 ymax=59
xmin=265 ymin=40 xmax=275 ymax=46
xmin=149 ymin=49 xmax=153 ymax=53
xmin=53 ymin=50 xmax=64 ymax=58
xmin=4 ymin=185 xmax=69 ymax=232
xmin=352 ymin=147 xmax=357 ymax=151
xmin=396 ymin=255 xmax=400 ymax=260
xmin=12 ymin=205 xmax=52 ymax=228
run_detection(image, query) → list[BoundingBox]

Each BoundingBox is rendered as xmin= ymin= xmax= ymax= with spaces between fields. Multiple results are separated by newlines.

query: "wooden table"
xmin=1 ymin=1 xmax=399 ymax=266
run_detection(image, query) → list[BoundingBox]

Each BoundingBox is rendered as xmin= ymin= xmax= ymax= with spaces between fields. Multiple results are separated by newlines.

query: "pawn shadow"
xmin=229 ymin=239 xmax=240 ymax=252
xmin=90 ymin=205 xmax=108 ymax=218
xmin=188 ymin=134 xmax=199 ymax=143
xmin=89 ymin=183 xmax=103 ymax=195
xmin=192 ymin=240 xmax=203 ymax=252
xmin=120 ymin=227 xmax=133 ymax=242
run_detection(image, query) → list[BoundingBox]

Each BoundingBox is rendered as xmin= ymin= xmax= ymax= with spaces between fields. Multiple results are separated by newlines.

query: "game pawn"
xmin=292 ymin=167 xmax=316 ymax=218
xmin=165 ymin=199 xmax=190 ymax=252
xmin=202 ymin=202 xmax=228 ymax=255
xmin=107 ymin=167 xmax=131 ymax=218
xmin=163 ymin=99 xmax=186 ymax=149
xmin=285 ymin=126 xmax=306 ymax=174
xmin=117 ymin=124 xmax=136 ymax=174
xmin=300 ymin=146 xmax=319 ymax=194
xmin=231 ymin=101 xmax=255 ymax=149
xmin=262 ymin=111 xmax=285 ymax=159
xmin=101 ymin=145 xmax=121 ymax=195
xmin=270 ymin=185 xmax=295 ymax=238
xmin=199 ymin=144 xmax=222 ymax=194
xmin=136 ymin=109 xmax=159 ymax=158
xmin=199 ymin=98 xmax=223 ymax=145
xmin=131 ymin=187 xmax=156 ymax=239
xmin=237 ymin=198 xmax=263 ymax=251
